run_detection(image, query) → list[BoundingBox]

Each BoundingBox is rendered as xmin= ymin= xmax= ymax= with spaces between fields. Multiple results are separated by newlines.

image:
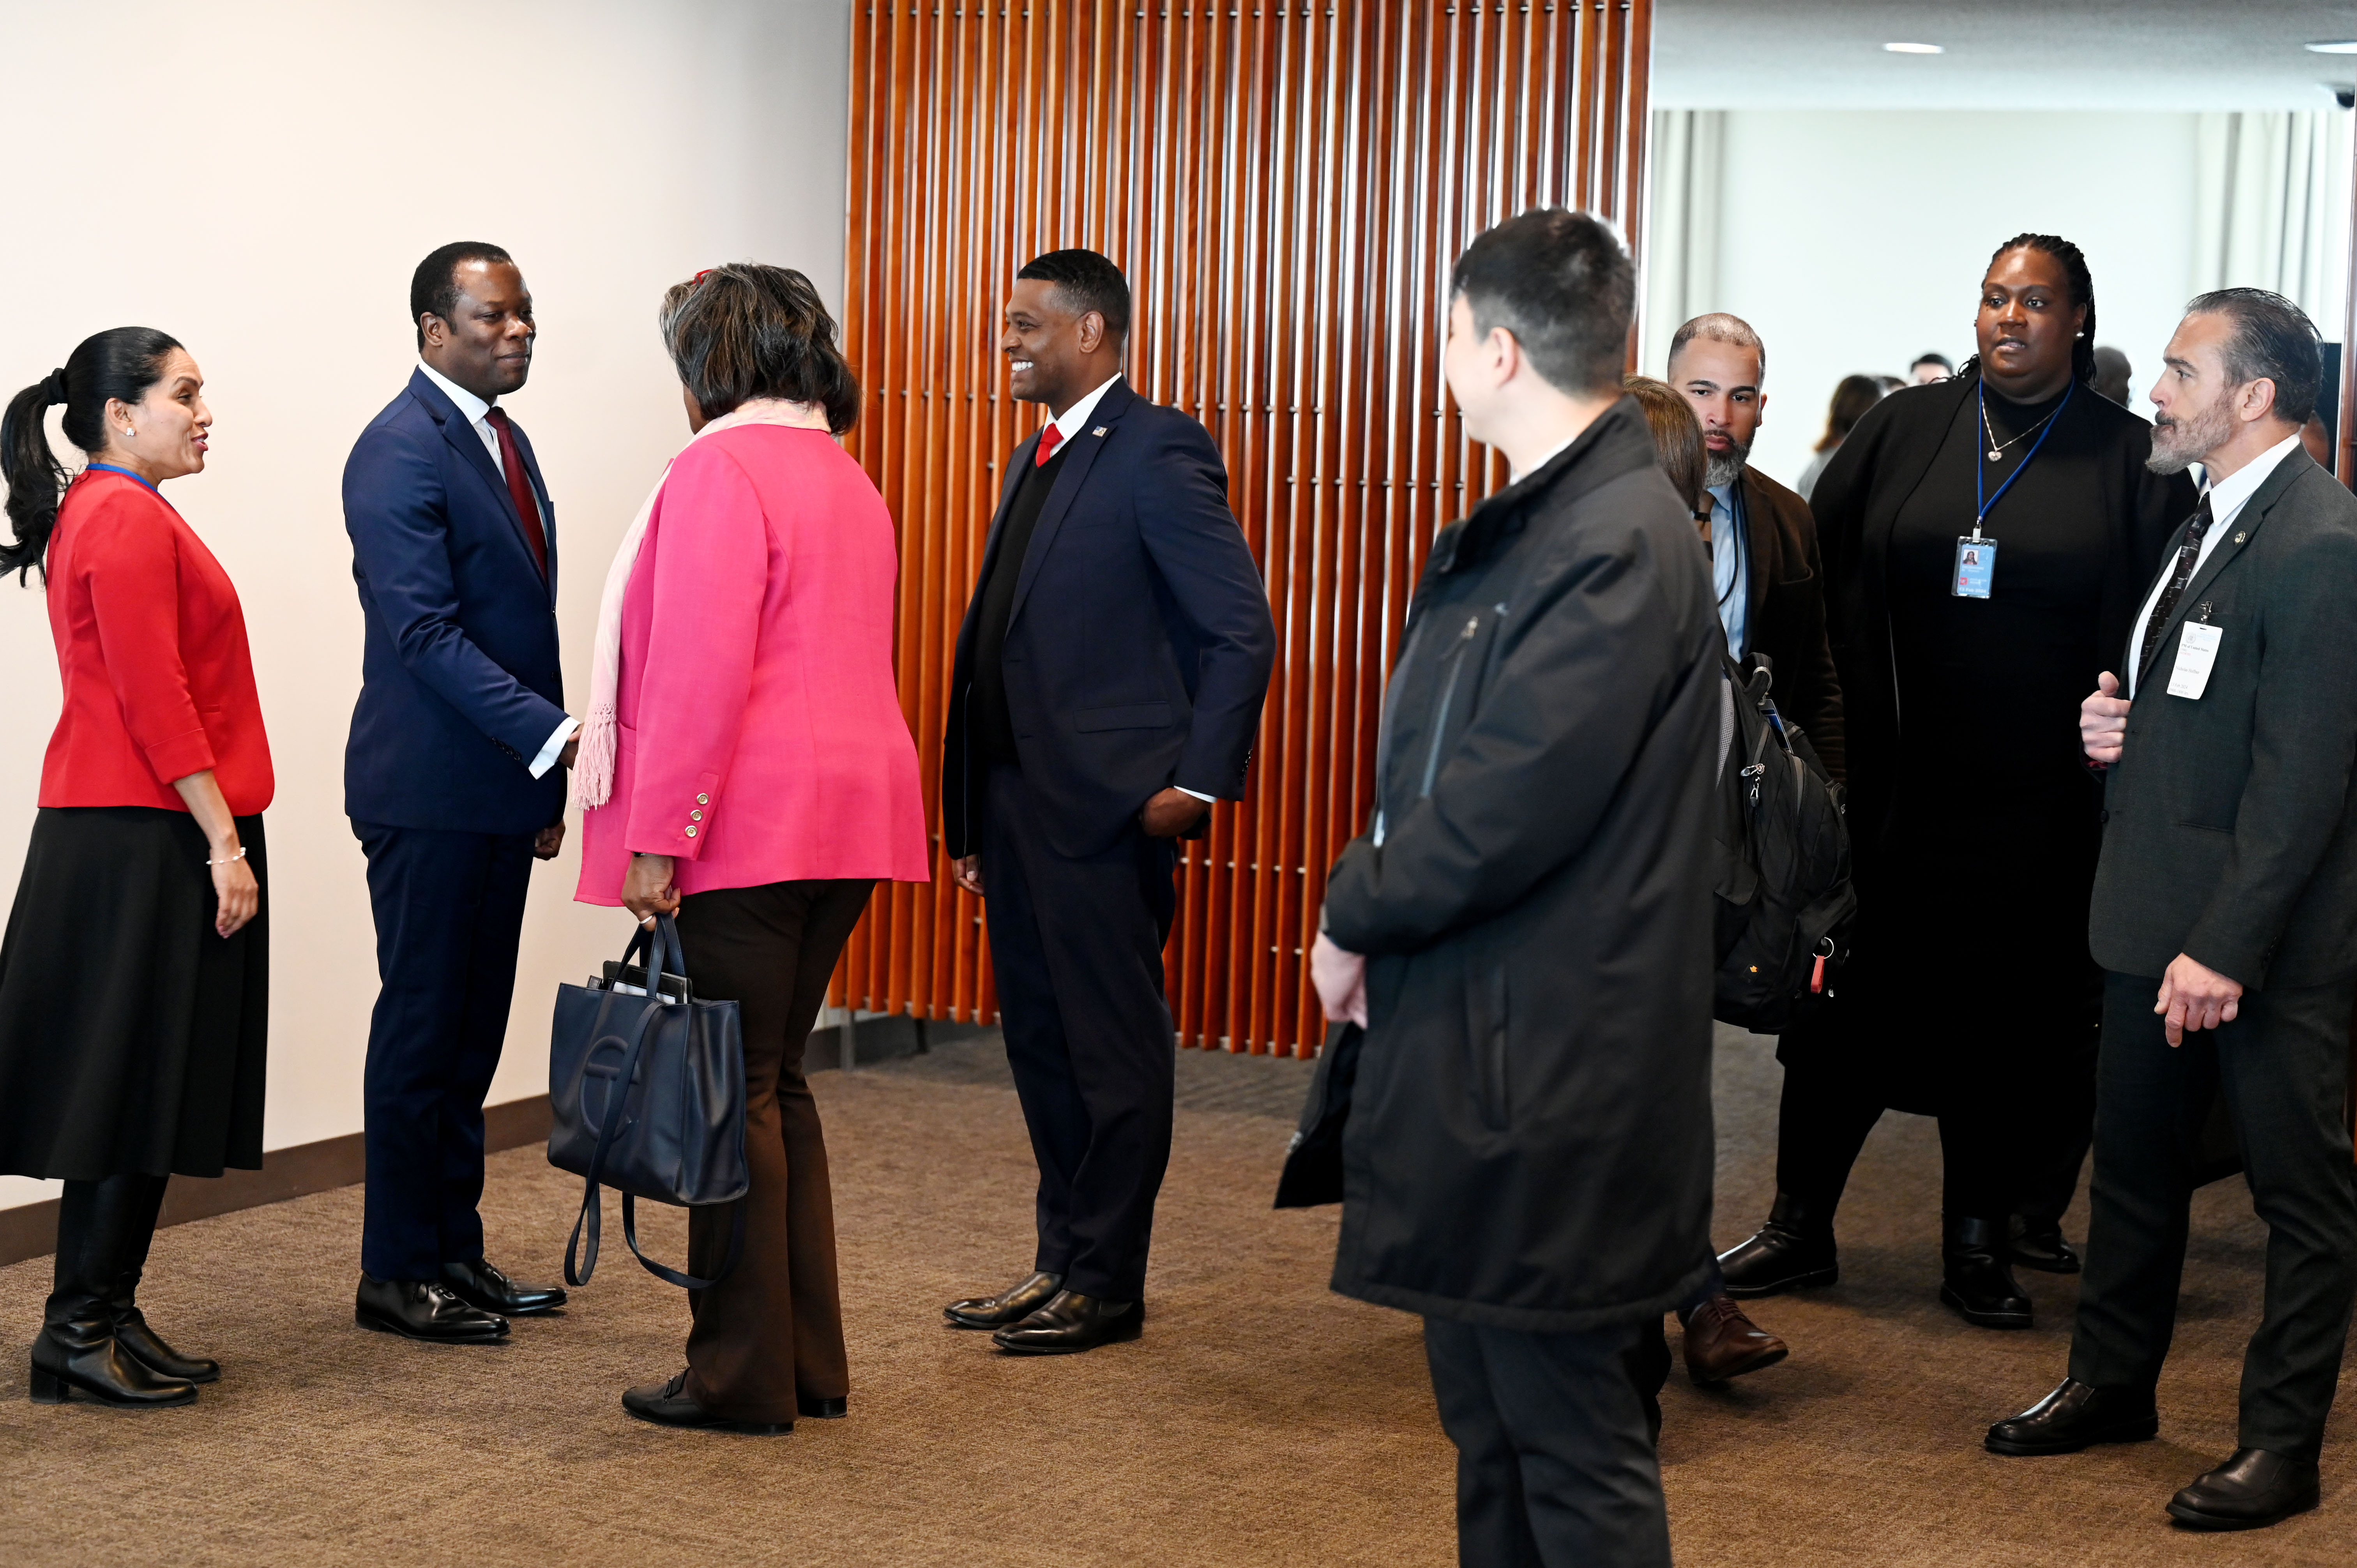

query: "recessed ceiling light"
xmin=1884 ymin=41 xmax=1944 ymax=55
xmin=2305 ymin=41 xmax=2357 ymax=54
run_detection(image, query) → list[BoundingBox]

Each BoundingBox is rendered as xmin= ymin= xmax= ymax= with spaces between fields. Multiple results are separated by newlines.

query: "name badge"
xmin=2168 ymin=621 xmax=2223 ymax=699
xmin=1953 ymin=536 xmax=1997 ymax=599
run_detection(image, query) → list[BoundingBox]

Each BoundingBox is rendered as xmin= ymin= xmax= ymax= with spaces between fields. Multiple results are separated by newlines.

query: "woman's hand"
xmin=622 ymin=853 xmax=681 ymax=927
xmin=1311 ymin=931 xmax=1368 ymax=1026
xmin=171 ymin=767 xmax=259 ymax=937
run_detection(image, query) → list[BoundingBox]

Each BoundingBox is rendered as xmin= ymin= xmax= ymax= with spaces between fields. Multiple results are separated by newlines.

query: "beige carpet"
xmin=0 ymin=1029 xmax=2348 ymax=1566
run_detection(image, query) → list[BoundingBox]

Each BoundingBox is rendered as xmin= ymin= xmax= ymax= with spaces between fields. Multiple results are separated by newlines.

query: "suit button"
xmin=684 ymin=826 xmax=698 ymax=838
xmin=2099 ymin=809 xmax=2110 ymax=823
xmin=690 ymin=810 xmax=703 ymax=821
xmin=696 ymin=793 xmax=710 ymax=805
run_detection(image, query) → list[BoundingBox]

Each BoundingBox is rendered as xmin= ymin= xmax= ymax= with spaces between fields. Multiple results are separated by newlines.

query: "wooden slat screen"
xmin=834 ymin=0 xmax=1654 ymax=1055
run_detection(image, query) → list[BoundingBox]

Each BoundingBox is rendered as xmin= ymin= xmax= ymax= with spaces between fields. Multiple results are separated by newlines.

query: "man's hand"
xmin=622 ymin=853 xmax=681 ymax=926
xmin=1311 ymin=931 xmax=1369 ymax=1027
xmin=2081 ymin=671 xmax=2129 ymax=768
xmin=534 ymin=823 xmax=565 ymax=860
xmin=1140 ymin=787 xmax=1211 ymax=838
xmin=2155 ymin=952 xmax=2242 ymax=1047
xmin=558 ymin=736 xmax=580 ymax=770
xmin=954 ymin=854 xmax=984 ymax=897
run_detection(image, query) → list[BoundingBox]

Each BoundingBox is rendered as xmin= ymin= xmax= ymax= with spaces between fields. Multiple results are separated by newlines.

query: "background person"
xmin=938 ymin=249 xmax=1275 ymax=1354
xmin=1797 ymin=374 xmax=1886 ymax=502
xmin=1991 ymin=290 xmax=2357 ymax=1533
xmin=342 ymin=243 xmax=572 ymax=1344
xmin=1911 ymin=352 xmax=1954 ymax=385
xmin=1719 ymin=234 xmax=2196 ymax=1330
xmin=576 ymin=263 xmax=931 ymax=1434
xmin=0 ymin=330 xmax=270 ymax=1408
xmin=1622 ymin=374 xmax=1710 ymax=524
xmin=1667 ymin=313 xmax=1846 ymax=778
xmin=2093 ymin=345 xmax=2134 ymax=407
xmin=1313 ymin=210 xmax=1722 ymax=1567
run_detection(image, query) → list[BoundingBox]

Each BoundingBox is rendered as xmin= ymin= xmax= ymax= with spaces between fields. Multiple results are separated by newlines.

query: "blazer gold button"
xmin=696 ymin=793 xmax=710 ymax=804
xmin=690 ymin=810 xmax=703 ymax=821
xmin=684 ymin=825 xmax=698 ymax=838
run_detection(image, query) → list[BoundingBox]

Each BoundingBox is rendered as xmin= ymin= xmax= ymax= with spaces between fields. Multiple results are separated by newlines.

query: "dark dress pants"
xmin=674 ymin=878 xmax=869 ymax=1424
xmin=1423 ymin=1317 xmax=1673 ymax=1568
xmin=2069 ymin=970 xmax=2357 ymax=1461
xmin=980 ymin=765 xmax=1177 ymax=1302
xmin=354 ymin=823 xmax=535 ymax=1282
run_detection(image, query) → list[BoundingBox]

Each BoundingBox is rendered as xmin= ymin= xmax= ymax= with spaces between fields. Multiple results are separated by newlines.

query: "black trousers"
xmin=1422 ymin=1317 xmax=1673 ymax=1568
xmin=353 ymin=821 xmax=536 ymax=1282
xmin=979 ymin=765 xmax=1177 ymax=1301
xmin=2069 ymin=970 xmax=2357 ymax=1461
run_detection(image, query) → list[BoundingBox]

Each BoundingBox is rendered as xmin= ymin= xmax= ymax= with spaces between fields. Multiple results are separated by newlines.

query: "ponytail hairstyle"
xmin=1959 ymin=233 xmax=2098 ymax=388
xmin=1 ymin=327 xmax=184 ymax=584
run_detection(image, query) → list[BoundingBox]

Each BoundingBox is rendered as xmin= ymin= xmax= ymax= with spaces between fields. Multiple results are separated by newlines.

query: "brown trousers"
xmin=672 ymin=877 xmax=873 ymax=1423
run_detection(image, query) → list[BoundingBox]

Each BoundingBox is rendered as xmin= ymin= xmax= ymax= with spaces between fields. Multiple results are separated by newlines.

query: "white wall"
xmin=0 ymin=0 xmax=853 ymax=1212
xmin=1649 ymin=111 xmax=2205 ymax=488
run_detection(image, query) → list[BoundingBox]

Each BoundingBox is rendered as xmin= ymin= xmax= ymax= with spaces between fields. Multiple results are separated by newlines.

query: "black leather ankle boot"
xmin=1940 ymin=1213 xmax=2032 ymax=1329
xmin=30 ymin=1178 xmax=197 ymax=1408
xmin=1717 ymin=1191 xmax=1839 ymax=1298
xmin=106 ymin=1173 xmax=217 ymax=1384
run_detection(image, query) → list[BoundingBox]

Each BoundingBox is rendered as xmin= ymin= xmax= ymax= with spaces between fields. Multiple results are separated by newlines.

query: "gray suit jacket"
xmin=2090 ymin=452 xmax=2357 ymax=987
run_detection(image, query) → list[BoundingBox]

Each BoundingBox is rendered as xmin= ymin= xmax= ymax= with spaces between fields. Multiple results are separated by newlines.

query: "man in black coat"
xmin=1312 ymin=211 xmax=1722 ymax=1566
xmin=939 ymin=250 xmax=1276 ymax=1354
xmin=1988 ymin=290 xmax=2357 ymax=1532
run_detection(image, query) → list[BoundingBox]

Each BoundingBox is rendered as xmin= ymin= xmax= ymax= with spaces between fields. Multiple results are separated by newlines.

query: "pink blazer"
xmin=576 ymin=426 xmax=930 ymax=904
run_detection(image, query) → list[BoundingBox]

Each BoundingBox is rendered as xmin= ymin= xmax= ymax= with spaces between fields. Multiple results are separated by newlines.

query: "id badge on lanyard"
xmin=1954 ymin=378 xmax=2074 ymax=600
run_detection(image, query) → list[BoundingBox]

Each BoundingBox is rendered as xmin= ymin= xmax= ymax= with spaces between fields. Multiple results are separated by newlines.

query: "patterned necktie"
xmin=1034 ymin=422 xmax=1064 ymax=467
xmin=483 ymin=407 xmax=549 ymax=580
xmin=2138 ymin=493 xmax=2215 ymax=676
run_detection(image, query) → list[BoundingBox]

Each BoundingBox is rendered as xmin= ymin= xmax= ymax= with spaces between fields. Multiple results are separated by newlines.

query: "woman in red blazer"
xmin=0 ymin=328 xmax=272 ymax=1411
xmin=574 ymin=265 xmax=928 ymax=1434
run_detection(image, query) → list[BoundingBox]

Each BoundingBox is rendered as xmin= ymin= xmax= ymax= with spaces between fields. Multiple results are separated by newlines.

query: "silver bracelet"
xmin=207 ymin=846 xmax=249 ymax=867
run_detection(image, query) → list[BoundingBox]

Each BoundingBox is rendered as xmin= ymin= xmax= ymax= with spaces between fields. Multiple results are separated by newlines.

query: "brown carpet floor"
xmin=0 ymin=1027 xmax=2348 ymax=1566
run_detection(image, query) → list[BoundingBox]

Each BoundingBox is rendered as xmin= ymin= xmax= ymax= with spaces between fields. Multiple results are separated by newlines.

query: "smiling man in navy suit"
xmin=939 ymin=249 xmax=1276 ymax=1354
xmin=341 ymin=242 xmax=573 ymax=1342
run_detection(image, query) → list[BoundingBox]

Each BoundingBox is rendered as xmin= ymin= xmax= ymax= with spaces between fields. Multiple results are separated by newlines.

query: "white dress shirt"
xmin=2125 ymin=431 xmax=2302 ymax=697
xmin=416 ymin=359 xmax=577 ymax=779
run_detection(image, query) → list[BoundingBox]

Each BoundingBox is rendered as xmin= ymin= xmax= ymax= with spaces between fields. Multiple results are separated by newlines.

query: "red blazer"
xmin=39 ymin=468 xmax=273 ymax=815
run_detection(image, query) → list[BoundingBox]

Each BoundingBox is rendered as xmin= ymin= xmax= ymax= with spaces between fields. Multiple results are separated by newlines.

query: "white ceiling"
xmin=1654 ymin=0 xmax=2357 ymax=110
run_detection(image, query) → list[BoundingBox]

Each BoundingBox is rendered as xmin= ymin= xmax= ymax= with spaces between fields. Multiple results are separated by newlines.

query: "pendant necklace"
xmin=1981 ymin=394 xmax=2064 ymax=462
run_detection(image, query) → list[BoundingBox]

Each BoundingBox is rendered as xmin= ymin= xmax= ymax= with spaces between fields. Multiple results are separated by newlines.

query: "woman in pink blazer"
xmin=573 ymin=264 xmax=928 ymax=1434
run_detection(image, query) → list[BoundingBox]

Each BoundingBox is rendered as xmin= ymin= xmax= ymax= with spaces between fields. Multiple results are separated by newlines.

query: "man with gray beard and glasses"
xmin=1989 ymin=289 xmax=2357 ymax=1534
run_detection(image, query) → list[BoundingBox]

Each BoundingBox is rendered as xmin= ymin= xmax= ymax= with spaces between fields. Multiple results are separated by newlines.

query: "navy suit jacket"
xmin=342 ymin=369 xmax=567 ymax=834
xmin=943 ymin=380 xmax=1276 ymax=859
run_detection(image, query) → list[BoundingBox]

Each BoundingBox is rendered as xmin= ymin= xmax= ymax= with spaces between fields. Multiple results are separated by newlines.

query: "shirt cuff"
xmin=1175 ymin=786 xmax=1216 ymax=803
xmin=528 ymin=716 xmax=581 ymax=779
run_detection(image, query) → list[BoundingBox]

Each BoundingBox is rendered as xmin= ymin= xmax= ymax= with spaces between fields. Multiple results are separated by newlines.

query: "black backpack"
xmin=1712 ymin=654 xmax=1855 ymax=1032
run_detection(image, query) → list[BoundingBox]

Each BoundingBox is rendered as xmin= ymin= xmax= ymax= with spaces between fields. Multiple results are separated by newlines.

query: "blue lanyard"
xmin=1973 ymin=377 xmax=2073 ymax=537
xmin=83 ymin=462 xmax=161 ymax=494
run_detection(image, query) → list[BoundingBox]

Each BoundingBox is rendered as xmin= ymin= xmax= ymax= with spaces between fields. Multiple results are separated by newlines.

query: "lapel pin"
xmin=2234 ymin=531 xmax=2245 ymax=543
xmin=1093 ymin=426 xmax=1109 ymax=437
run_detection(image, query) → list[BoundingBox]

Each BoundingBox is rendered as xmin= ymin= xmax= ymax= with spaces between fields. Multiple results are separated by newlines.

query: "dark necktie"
xmin=483 ymin=407 xmax=549 ymax=580
xmin=1034 ymin=422 xmax=1064 ymax=467
xmin=2137 ymin=494 xmax=2215 ymax=676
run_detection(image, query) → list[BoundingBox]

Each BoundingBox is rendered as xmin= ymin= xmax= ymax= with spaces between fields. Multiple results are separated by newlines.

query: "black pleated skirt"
xmin=0 ymin=807 xmax=268 ymax=1180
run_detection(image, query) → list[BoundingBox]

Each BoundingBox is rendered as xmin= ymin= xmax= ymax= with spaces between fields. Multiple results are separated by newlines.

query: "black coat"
xmin=1735 ymin=464 xmax=1846 ymax=780
xmin=1320 ymin=401 xmax=1723 ymax=1331
xmin=941 ymin=380 xmax=1276 ymax=859
xmin=2092 ymin=452 xmax=2357 ymax=988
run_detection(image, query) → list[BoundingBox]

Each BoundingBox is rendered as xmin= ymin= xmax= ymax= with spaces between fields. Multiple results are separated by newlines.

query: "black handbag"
xmin=548 ymin=915 xmax=749 ymax=1288
xmin=1273 ymin=1021 xmax=1362 ymax=1208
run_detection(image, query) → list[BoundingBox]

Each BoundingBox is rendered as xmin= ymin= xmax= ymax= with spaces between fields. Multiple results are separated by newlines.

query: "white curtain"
xmin=1638 ymin=109 xmax=1726 ymax=376
xmin=2192 ymin=109 xmax=2354 ymax=339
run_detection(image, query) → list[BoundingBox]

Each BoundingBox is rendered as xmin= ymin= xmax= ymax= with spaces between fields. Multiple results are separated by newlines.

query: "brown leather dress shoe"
xmin=1680 ymin=1293 xmax=1788 ymax=1385
xmin=622 ymin=1370 xmax=792 ymax=1435
xmin=944 ymin=1269 xmax=1064 ymax=1329
xmin=991 ymin=1291 xmax=1143 ymax=1354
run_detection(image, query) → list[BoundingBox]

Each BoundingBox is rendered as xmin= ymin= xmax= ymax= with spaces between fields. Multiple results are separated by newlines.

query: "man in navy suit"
xmin=341 ymin=242 xmax=573 ymax=1342
xmin=940 ymin=249 xmax=1276 ymax=1353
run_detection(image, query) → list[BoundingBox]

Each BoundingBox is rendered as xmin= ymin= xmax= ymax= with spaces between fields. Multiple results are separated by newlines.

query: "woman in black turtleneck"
xmin=1719 ymin=234 xmax=2199 ymax=1329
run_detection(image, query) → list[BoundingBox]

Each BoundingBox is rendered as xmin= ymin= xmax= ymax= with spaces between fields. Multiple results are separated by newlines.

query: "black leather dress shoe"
xmin=797 ymin=1395 xmax=848 ymax=1420
xmin=991 ymin=1291 xmax=1143 ymax=1354
xmin=440 ymin=1257 xmax=567 ymax=1317
xmin=622 ymin=1370 xmax=792 ymax=1435
xmin=2168 ymin=1448 xmax=2320 ymax=1531
xmin=2008 ymin=1214 xmax=2082 ymax=1274
xmin=355 ymin=1274 xmax=509 ymax=1343
xmin=1940 ymin=1214 xmax=2032 ymax=1329
xmin=944 ymin=1269 xmax=1065 ymax=1329
xmin=1986 ymin=1378 xmax=2159 ymax=1455
xmin=1717 ymin=1192 xmax=1839 ymax=1298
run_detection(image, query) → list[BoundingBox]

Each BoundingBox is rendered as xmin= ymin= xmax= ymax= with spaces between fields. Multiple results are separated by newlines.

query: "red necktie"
xmin=1035 ymin=422 xmax=1064 ymax=467
xmin=484 ymin=407 xmax=549 ymax=580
